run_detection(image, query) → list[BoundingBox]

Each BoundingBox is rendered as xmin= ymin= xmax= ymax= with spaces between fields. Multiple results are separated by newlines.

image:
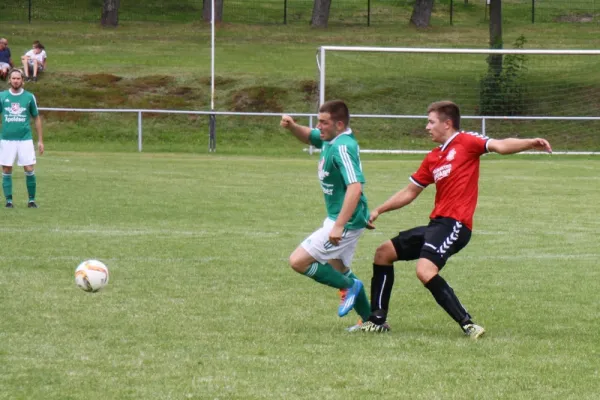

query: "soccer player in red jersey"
xmin=359 ymin=101 xmax=552 ymax=338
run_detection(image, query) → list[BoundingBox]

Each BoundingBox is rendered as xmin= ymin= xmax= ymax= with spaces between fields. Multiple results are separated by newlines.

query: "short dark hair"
xmin=428 ymin=101 xmax=461 ymax=131
xmin=319 ymin=100 xmax=350 ymax=127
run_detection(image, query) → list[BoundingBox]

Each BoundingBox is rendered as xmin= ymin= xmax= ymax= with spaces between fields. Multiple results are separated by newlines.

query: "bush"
xmin=479 ymin=35 xmax=528 ymax=116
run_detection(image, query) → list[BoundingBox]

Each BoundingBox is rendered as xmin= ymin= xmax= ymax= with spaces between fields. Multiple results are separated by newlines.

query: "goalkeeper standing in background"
xmin=360 ymin=101 xmax=552 ymax=337
xmin=280 ymin=100 xmax=379 ymax=330
xmin=0 ymin=68 xmax=44 ymax=208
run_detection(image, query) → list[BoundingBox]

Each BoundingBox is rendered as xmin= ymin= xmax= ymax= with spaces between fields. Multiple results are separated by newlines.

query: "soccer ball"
xmin=75 ymin=260 xmax=109 ymax=292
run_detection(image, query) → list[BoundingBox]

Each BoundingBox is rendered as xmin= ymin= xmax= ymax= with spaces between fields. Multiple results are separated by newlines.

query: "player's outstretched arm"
xmin=368 ymin=183 xmax=423 ymax=228
xmin=280 ymin=115 xmax=312 ymax=144
xmin=488 ymin=138 xmax=552 ymax=155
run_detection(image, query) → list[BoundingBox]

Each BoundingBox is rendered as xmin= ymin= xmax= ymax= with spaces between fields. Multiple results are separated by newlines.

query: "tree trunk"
xmin=410 ymin=0 xmax=435 ymax=28
xmin=101 ymin=0 xmax=120 ymax=27
xmin=203 ymin=0 xmax=224 ymax=23
xmin=311 ymin=0 xmax=332 ymax=28
xmin=488 ymin=0 xmax=503 ymax=75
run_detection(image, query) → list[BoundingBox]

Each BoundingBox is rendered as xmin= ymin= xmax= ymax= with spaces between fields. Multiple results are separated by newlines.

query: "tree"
xmin=410 ymin=0 xmax=434 ymax=28
xmin=480 ymin=1 xmax=528 ymax=116
xmin=101 ymin=0 xmax=120 ymax=27
xmin=488 ymin=0 xmax=503 ymax=75
xmin=480 ymin=35 xmax=528 ymax=116
xmin=311 ymin=0 xmax=332 ymax=28
xmin=203 ymin=0 xmax=224 ymax=23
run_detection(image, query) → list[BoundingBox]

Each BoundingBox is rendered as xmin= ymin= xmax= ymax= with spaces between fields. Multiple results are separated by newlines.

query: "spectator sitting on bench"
xmin=21 ymin=42 xmax=47 ymax=82
xmin=0 ymin=38 xmax=13 ymax=81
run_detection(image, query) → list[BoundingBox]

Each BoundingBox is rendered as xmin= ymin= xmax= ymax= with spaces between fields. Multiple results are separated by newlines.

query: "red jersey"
xmin=410 ymin=132 xmax=491 ymax=230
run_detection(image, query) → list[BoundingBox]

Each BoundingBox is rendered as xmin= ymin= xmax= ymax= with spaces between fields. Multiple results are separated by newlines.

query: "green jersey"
xmin=0 ymin=89 xmax=39 ymax=141
xmin=309 ymin=128 xmax=369 ymax=230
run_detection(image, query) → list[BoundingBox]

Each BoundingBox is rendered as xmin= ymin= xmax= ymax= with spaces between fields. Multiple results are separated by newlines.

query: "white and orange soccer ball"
xmin=75 ymin=260 xmax=109 ymax=292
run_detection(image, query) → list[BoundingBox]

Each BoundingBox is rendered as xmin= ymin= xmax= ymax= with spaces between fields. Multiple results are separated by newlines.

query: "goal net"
xmin=316 ymin=46 xmax=600 ymax=154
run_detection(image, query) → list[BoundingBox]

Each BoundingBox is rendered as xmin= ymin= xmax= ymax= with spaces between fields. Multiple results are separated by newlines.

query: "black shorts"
xmin=390 ymin=217 xmax=472 ymax=269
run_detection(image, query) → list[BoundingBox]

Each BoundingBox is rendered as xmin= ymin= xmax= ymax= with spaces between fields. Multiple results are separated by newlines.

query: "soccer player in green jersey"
xmin=280 ymin=100 xmax=380 ymax=330
xmin=0 ymin=68 xmax=44 ymax=208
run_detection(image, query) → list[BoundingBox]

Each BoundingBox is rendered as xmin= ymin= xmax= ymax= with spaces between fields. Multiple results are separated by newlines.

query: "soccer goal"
xmin=315 ymin=46 xmax=600 ymax=154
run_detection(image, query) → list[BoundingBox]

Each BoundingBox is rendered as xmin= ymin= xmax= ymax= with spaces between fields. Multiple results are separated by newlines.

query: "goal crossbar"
xmin=319 ymin=46 xmax=600 ymax=55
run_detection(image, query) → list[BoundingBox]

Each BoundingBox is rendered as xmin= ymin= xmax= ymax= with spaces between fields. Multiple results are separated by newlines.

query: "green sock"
xmin=25 ymin=171 xmax=36 ymax=201
xmin=2 ymin=173 xmax=12 ymax=202
xmin=345 ymin=270 xmax=371 ymax=321
xmin=304 ymin=262 xmax=353 ymax=289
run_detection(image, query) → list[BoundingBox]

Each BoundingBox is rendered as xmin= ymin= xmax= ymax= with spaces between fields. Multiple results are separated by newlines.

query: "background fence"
xmin=1 ymin=0 xmax=599 ymax=25
xmin=37 ymin=107 xmax=600 ymax=154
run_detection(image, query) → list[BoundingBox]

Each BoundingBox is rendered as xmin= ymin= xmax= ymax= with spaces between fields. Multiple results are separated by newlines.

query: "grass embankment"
xmin=1 ymin=3 xmax=599 ymax=154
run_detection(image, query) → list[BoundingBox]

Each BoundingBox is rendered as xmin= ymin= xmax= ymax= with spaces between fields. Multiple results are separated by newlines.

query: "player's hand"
xmin=38 ymin=141 xmax=44 ymax=155
xmin=532 ymin=138 xmax=552 ymax=153
xmin=367 ymin=210 xmax=379 ymax=229
xmin=329 ymin=224 xmax=344 ymax=246
xmin=280 ymin=115 xmax=295 ymax=130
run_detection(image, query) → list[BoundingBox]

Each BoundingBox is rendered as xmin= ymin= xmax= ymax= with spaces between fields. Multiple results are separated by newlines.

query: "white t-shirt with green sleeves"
xmin=0 ymin=89 xmax=39 ymax=141
xmin=309 ymin=128 xmax=369 ymax=230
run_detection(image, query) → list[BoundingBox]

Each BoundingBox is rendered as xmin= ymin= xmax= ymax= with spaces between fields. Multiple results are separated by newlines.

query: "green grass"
xmin=0 ymin=4 xmax=598 ymax=399
xmin=0 ymin=152 xmax=599 ymax=399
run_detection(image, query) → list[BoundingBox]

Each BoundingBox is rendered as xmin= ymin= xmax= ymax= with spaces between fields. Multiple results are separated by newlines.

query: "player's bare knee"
xmin=288 ymin=255 xmax=308 ymax=273
xmin=415 ymin=269 xmax=427 ymax=284
xmin=373 ymin=241 xmax=396 ymax=265
xmin=416 ymin=261 xmax=438 ymax=284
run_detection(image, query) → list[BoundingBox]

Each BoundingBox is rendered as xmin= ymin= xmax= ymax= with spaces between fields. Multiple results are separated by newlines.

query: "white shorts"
xmin=0 ymin=140 xmax=36 ymax=167
xmin=301 ymin=218 xmax=365 ymax=267
xmin=0 ymin=62 xmax=10 ymax=70
xmin=27 ymin=63 xmax=44 ymax=72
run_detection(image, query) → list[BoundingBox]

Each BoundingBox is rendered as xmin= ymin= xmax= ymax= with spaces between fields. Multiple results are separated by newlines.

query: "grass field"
xmin=1 ymin=6 xmax=599 ymax=398
xmin=1 ymin=152 xmax=599 ymax=399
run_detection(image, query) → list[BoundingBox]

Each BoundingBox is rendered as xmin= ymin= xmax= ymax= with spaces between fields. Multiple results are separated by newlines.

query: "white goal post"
xmin=315 ymin=46 xmax=600 ymax=155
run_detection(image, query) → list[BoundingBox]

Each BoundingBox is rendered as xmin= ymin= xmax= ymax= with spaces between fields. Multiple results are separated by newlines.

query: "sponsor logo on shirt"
xmin=320 ymin=183 xmax=333 ymax=195
xmin=3 ymin=103 xmax=27 ymax=123
xmin=318 ymin=158 xmax=334 ymax=195
xmin=433 ymin=164 xmax=452 ymax=182
xmin=446 ymin=148 xmax=456 ymax=161
xmin=318 ymin=157 xmax=330 ymax=181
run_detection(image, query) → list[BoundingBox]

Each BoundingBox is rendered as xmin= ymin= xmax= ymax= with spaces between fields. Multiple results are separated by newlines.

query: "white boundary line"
xmin=0 ymin=227 xmax=282 ymax=237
